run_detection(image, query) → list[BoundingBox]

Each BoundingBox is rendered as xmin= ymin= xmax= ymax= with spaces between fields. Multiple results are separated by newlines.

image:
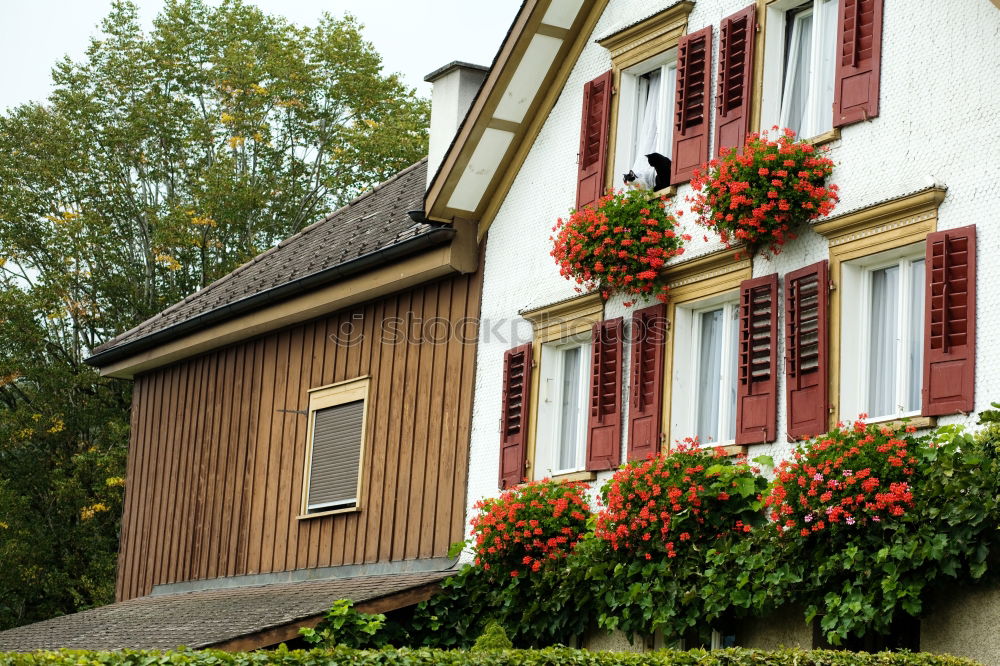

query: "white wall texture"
xmin=464 ymin=0 xmax=1000 ymax=546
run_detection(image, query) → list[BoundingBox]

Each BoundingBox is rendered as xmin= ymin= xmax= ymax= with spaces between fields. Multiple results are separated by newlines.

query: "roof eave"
xmin=85 ymin=227 xmax=458 ymax=372
xmin=424 ymin=0 xmax=611 ymax=234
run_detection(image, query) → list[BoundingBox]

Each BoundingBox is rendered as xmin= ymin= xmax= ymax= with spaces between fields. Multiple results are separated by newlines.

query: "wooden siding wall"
xmin=115 ymin=270 xmax=483 ymax=601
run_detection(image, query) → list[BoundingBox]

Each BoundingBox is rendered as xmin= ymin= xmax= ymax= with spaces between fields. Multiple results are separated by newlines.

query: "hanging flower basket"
xmin=690 ymin=127 xmax=839 ymax=257
xmin=551 ymin=188 xmax=689 ymax=305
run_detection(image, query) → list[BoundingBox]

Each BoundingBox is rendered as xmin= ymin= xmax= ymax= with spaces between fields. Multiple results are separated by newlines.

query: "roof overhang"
xmin=0 ymin=568 xmax=454 ymax=652
xmin=424 ymin=0 xmax=610 ymax=236
xmin=92 ymin=219 xmax=479 ymax=379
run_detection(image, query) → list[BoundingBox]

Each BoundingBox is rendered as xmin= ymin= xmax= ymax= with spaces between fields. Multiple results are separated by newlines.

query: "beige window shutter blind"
xmin=307 ymin=399 xmax=364 ymax=512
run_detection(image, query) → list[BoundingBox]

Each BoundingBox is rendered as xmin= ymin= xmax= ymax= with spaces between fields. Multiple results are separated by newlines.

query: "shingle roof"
xmin=0 ymin=570 xmax=452 ymax=652
xmin=89 ymin=159 xmax=440 ymax=365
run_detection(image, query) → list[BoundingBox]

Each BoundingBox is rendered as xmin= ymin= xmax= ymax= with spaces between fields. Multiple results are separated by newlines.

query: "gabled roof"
xmin=88 ymin=159 xmax=453 ymax=369
xmin=424 ymin=0 xmax=611 ymax=233
xmin=0 ymin=570 xmax=452 ymax=652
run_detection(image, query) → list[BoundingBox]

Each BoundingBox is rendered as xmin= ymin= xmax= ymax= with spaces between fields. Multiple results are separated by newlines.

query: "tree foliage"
xmin=0 ymin=0 xmax=428 ymax=629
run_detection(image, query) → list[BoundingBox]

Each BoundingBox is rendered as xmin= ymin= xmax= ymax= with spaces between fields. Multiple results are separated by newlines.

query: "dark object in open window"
xmin=646 ymin=152 xmax=671 ymax=190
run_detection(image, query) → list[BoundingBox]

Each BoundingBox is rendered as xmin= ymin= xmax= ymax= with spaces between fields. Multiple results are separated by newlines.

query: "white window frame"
xmin=839 ymin=243 xmax=926 ymax=422
xmin=536 ymin=335 xmax=591 ymax=476
xmin=613 ymin=50 xmax=677 ymax=190
xmin=671 ymin=293 xmax=740 ymax=446
xmin=760 ymin=0 xmax=838 ymax=139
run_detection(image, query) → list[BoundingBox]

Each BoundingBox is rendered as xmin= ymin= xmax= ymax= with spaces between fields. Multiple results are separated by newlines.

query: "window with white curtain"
xmin=536 ymin=336 xmax=591 ymax=475
xmin=613 ymin=51 xmax=677 ymax=190
xmin=761 ymin=0 xmax=838 ymax=139
xmin=840 ymin=244 xmax=926 ymax=421
xmin=671 ymin=296 xmax=740 ymax=445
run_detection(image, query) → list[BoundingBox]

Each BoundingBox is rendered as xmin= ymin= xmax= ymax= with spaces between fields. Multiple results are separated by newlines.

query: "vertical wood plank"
xmin=273 ymin=325 xmax=304 ymax=573
xmin=206 ymin=347 xmax=237 ymax=578
xmin=437 ymin=276 xmax=470 ymax=553
xmin=405 ymin=283 xmax=438 ymax=560
xmin=420 ymin=283 xmax=452 ymax=559
xmin=392 ymin=290 xmax=424 ymax=559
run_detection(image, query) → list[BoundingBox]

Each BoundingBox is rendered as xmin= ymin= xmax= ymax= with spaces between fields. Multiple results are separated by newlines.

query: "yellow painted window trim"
xmin=814 ymin=187 xmax=947 ymax=431
xmin=598 ymin=2 xmax=695 ymax=197
xmin=662 ymin=249 xmax=752 ymax=451
xmin=520 ymin=292 xmax=604 ymax=481
xmin=298 ymin=375 xmax=371 ymax=519
xmin=548 ymin=470 xmax=598 ymax=483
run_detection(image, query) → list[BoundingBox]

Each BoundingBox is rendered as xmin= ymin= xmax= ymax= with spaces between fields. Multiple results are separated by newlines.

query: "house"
xmin=0 ymin=57 xmax=491 ymax=649
xmin=421 ymin=0 xmax=999 ymax=660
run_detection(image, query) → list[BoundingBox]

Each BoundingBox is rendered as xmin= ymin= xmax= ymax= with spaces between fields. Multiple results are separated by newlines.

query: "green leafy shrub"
xmin=590 ymin=444 xmax=769 ymax=642
xmin=595 ymin=443 xmax=767 ymax=558
xmin=407 ymin=414 xmax=1000 ymax=651
xmin=471 ymin=621 xmax=513 ymax=651
xmin=761 ymin=420 xmax=1000 ymax=645
xmin=0 ymin=647 xmax=979 ymax=665
xmin=299 ymin=599 xmax=390 ymax=649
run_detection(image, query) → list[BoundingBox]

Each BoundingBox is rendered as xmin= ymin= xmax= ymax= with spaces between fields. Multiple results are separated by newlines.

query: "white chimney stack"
xmin=424 ymin=61 xmax=489 ymax=189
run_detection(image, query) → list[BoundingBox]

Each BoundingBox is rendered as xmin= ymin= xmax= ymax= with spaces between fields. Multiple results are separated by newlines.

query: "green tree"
xmin=0 ymin=0 xmax=428 ymax=629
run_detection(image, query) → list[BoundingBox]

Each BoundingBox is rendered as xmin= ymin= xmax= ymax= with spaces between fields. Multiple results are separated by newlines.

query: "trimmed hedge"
xmin=0 ymin=647 xmax=978 ymax=666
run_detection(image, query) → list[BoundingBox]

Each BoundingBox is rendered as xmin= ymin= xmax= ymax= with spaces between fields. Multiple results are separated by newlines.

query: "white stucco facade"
xmin=464 ymin=0 xmax=1000 ymax=541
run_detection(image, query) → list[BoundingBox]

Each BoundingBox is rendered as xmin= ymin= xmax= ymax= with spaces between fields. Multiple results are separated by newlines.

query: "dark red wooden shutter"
xmin=627 ymin=305 xmax=666 ymax=461
xmin=833 ymin=0 xmax=884 ymax=127
xmin=576 ymin=70 xmax=613 ymax=210
xmin=499 ymin=343 xmax=533 ymax=489
xmin=671 ymin=25 xmax=713 ymax=185
xmin=587 ymin=317 xmax=623 ymax=471
xmin=923 ymin=225 xmax=976 ymax=416
xmin=736 ymin=274 xmax=778 ymax=444
xmin=785 ymin=261 xmax=829 ymax=440
xmin=715 ymin=5 xmax=757 ymax=159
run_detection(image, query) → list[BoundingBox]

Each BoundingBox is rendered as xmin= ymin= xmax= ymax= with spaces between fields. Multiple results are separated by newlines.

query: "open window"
xmin=614 ymin=52 xmax=677 ymax=190
xmin=300 ymin=377 xmax=370 ymax=517
xmin=761 ymin=0 xmax=838 ymax=139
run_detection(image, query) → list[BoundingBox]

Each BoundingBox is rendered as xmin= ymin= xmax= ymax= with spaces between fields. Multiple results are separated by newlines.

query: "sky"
xmin=0 ymin=0 xmax=522 ymax=112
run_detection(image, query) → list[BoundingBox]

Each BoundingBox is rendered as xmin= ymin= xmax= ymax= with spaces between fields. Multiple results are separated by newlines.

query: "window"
xmin=762 ymin=0 xmax=838 ymax=139
xmin=671 ymin=295 xmax=741 ymax=445
xmin=840 ymin=245 xmax=925 ymax=421
xmin=301 ymin=377 xmax=370 ymax=517
xmin=536 ymin=336 xmax=591 ymax=475
xmin=615 ymin=52 xmax=677 ymax=190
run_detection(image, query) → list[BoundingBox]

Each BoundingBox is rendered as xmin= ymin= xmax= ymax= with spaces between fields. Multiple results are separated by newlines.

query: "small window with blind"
xmin=535 ymin=335 xmax=591 ymax=476
xmin=761 ymin=0 xmax=838 ymax=139
xmin=614 ymin=51 xmax=677 ymax=191
xmin=300 ymin=377 xmax=370 ymax=517
xmin=671 ymin=294 xmax=741 ymax=446
xmin=839 ymin=244 xmax=925 ymax=422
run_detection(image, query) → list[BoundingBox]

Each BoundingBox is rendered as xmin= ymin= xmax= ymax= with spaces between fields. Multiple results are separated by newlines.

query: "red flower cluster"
xmin=763 ymin=418 xmax=919 ymax=537
xmin=594 ymin=440 xmax=765 ymax=559
xmin=551 ymin=188 xmax=689 ymax=305
xmin=689 ymin=127 xmax=839 ymax=256
xmin=470 ymin=479 xmax=590 ymax=578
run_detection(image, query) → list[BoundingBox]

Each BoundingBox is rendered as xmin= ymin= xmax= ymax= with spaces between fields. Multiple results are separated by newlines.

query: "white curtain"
xmin=697 ymin=309 xmax=723 ymax=443
xmin=630 ymin=69 xmax=661 ymax=189
xmin=727 ymin=306 xmax=740 ymax=442
xmin=906 ymin=259 xmax=925 ymax=412
xmin=868 ymin=266 xmax=899 ymax=417
xmin=558 ymin=346 xmax=582 ymax=471
xmin=781 ymin=10 xmax=813 ymax=137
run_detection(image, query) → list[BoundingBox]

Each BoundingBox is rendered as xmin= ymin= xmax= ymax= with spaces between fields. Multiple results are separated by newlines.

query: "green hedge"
xmin=0 ymin=647 xmax=979 ymax=666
